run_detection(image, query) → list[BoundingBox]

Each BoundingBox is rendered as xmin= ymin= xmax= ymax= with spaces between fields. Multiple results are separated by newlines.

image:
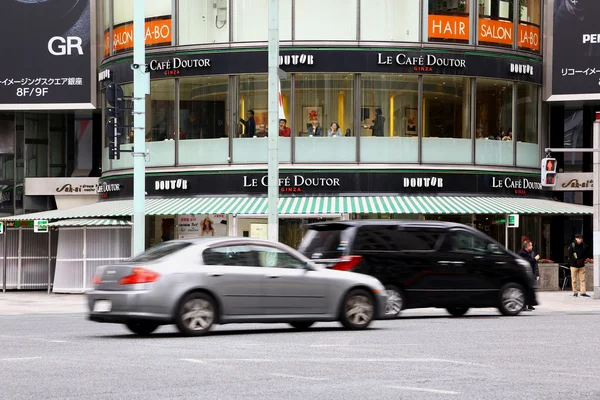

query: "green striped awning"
xmin=48 ymin=219 xmax=132 ymax=227
xmin=0 ymin=196 xmax=592 ymax=221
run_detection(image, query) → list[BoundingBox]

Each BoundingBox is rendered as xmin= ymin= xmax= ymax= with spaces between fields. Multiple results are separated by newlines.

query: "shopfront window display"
xmin=478 ymin=0 xmax=514 ymax=48
xmin=179 ymin=76 xmax=229 ymax=165
xmin=425 ymin=0 xmax=471 ymax=44
xmin=360 ymin=74 xmax=419 ymax=163
xmin=422 ymin=76 xmax=472 ymax=164
xmin=294 ymin=74 xmax=355 ymax=163
xmin=475 ymin=79 xmax=513 ymax=166
xmin=234 ymin=75 xmax=292 ymax=163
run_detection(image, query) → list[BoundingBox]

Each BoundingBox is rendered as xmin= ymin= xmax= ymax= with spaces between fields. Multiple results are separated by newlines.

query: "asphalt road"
xmin=1 ymin=309 xmax=600 ymax=400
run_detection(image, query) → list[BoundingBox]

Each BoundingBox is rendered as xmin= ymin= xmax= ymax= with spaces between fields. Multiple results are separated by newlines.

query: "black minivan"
xmin=298 ymin=220 xmax=538 ymax=317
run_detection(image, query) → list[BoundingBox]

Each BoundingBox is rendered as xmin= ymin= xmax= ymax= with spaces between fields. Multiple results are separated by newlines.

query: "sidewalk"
xmin=0 ymin=291 xmax=599 ymax=316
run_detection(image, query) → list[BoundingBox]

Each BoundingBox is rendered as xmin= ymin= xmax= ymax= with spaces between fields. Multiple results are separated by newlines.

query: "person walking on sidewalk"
xmin=568 ymin=234 xmax=590 ymax=297
xmin=518 ymin=240 xmax=539 ymax=311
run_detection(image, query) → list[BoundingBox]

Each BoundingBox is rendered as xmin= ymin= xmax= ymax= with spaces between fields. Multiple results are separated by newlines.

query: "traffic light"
xmin=541 ymin=157 xmax=557 ymax=187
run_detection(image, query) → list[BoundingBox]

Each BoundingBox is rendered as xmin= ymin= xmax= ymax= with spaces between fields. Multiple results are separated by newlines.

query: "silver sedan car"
xmin=87 ymin=237 xmax=388 ymax=336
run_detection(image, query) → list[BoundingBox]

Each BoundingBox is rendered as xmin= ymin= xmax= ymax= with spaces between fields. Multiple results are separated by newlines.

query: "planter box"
xmin=537 ymin=263 xmax=594 ymax=292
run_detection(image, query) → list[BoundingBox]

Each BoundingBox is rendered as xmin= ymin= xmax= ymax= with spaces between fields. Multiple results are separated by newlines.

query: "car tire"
xmin=384 ymin=285 xmax=404 ymax=318
xmin=446 ymin=307 xmax=469 ymax=317
xmin=289 ymin=321 xmax=315 ymax=330
xmin=339 ymin=289 xmax=375 ymax=330
xmin=175 ymin=292 xmax=217 ymax=336
xmin=125 ymin=321 xmax=159 ymax=335
xmin=498 ymin=283 xmax=526 ymax=316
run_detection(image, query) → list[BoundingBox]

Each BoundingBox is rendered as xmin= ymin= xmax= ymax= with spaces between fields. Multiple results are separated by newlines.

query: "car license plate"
xmin=93 ymin=300 xmax=112 ymax=313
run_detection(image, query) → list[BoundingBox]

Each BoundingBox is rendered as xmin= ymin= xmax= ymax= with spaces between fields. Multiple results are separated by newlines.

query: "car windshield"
xmin=298 ymin=225 xmax=352 ymax=259
xmin=128 ymin=241 xmax=192 ymax=263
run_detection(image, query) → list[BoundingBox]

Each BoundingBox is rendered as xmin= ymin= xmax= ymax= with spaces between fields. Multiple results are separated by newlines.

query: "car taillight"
xmin=118 ymin=268 xmax=160 ymax=285
xmin=92 ymin=275 xmax=102 ymax=285
xmin=332 ymin=255 xmax=363 ymax=271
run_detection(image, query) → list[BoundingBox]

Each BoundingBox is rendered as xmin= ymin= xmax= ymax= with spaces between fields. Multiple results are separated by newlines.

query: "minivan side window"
xmin=445 ymin=231 xmax=499 ymax=255
xmin=203 ymin=246 xmax=258 ymax=266
xmin=353 ymin=226 xmax=440 ymax=252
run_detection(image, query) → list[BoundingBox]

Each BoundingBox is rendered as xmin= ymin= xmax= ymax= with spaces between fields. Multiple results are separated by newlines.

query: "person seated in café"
xmin=476 ymin=124 xmax=485 ymax=139
xmin=279 ymin=119 xmax=291 ymax=137
xmin=256 ymin=124 xmax=267 ymax=137
xmin=328 ymin=121 xmax=343 ymax=137
xmin=502 ymin=128 xmax=513 ymax=141
xmin=308 ymin=118 xmax=323 ymax=136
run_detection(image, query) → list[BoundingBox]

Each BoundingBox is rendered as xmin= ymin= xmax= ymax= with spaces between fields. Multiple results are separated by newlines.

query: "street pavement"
xmin=1 ymin=292 xmax=600 ymax=399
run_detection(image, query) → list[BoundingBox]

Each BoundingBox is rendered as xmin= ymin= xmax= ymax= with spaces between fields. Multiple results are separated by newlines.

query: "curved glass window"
xmin=475 ymin=79 xmax=513 ymax=166
xmin=360 ymin=74 xmax=419 ymax=163
xmin=234 ymin=75 xmax=292 ymax=163
xmin=425 ymin=0 xmax=470 ymax=44
xmin=422 ymin=76 xmax=472 ymax=164
xmin=179 ymin=76 xmax=229 ymax=165
xmin=360 ymin=0 xmax=419 ymax=42
xmin=516 ymin=83 xmax=539 ymax=168
xmin=179 ymin=0 xmax=229 ymax=45
xmin=103 ymin=0 xmax=110 ymax=56
xmin=232 ymin=0 xmax=292 ymax=42
xmin=518 ymin=0 xmax=541 ymax=52
xmin=294 ymin=74 xmax=355 ymax=163
xmin=295 ymin=0 xmax=357 ymax=41
xmin=478 ymin=0 xmax=514 ymax=48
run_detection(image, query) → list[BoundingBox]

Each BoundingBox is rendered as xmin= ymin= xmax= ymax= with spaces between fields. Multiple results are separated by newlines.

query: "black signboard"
xmin=98 ymin=170 xmax=546 ymax=201
xmin=0 ymin=0 xmax=92 ymax=108
xmin=551 ymin=0 xmax=600 ymax=97
xmin=102 ymin=49 xmax=542 ymax=86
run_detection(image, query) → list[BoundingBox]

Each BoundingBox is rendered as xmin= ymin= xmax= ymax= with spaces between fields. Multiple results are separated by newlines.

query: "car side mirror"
xmin=305 ymin=261 xmax=317 ymax=271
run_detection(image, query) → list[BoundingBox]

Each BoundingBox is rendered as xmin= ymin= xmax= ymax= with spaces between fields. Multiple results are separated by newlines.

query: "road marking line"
xmin=0 ymin=357 xmax=42 ymax=362
xmin=271 ymin=373 xmax=328 ymax=381
xmin=182 ymin=358 xmax=274 ymax=363
xmin=0 ymin=335 xmax=68 ymax=344
xmin=180 ymin=358 xmax=206 ymax=364
xmin=387 ymin=386 xmax=459 ymax=395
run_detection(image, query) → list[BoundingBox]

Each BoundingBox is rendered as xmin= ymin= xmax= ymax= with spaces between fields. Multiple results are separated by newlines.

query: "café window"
xmin=360 ymin=0 xmax=419 ymax=42
xmin=475 ymin=79 xmax=513 ymax=166
xmin=425 ymin=0 xmax=471 ymax=44
xmin=360 ymin=74 xmax=419 ymax=163
xmin=295 ymin=74 xmax=355 ymax=163
xmin=516 ymin=83 xmax=539 ymax=168
xmin=478 ymin=0 xmax=514 ymax=48
xmin=422 ymin=76 xmax=472 ymax=164
xmin=232 ymin=0 xmax=292 ymax=42
xmin=179 ymin=0 xmax=229 ymax=45
xmin=179 ymin=76 xmax=229 ymax=165
xmin=517 ymin=0 xmax=540 ymax=52
xmin=295 ymin=0 xmax=357 ymax=41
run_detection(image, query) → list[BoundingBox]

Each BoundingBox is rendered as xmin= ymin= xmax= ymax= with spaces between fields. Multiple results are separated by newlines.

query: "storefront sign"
xmin=510 ymin=63 xmax=534 ymax=76
xmin=99 ymin=171 xmax=546 ymax=200
xmin=102 ymin=49 xmax=542 ymax=84
xmin=428 ymin=15 xmax=469 ymax=42
xmin=279 ymin=54 xmax=314 ymax=66
xmin=97 ymin=182 xmax=122 ymax=194
xmin=518 ymin=24 xmax=540 ymax=52
xmin=105 ymin=16 xmax=172 ymax=56
xmin=478 ymin=18 xmax=513 ymax=46
xmin=550 ymin=0 xmax=600 ymax=100
xmin=25 ymin=178 xmax=99 ymax=196
xmin=155 ymin=179 xmax=189 ymax=191
xmin=98 ymin=69 xmax=112 ymax=82
xmin=552 ymin=173 xmax=593 ymax=191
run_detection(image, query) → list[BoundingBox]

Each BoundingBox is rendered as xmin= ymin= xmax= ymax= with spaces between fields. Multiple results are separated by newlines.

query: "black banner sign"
xmin=102 ymin=48 xmax=542 ymax=86
xmin=98 ymin=170 xmax=546 ymax=200
xmin=0 ymin=0 xmax=92 ymax=108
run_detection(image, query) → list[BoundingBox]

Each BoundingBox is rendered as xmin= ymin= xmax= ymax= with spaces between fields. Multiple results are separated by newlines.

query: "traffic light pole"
xmin=267 ymin=0 xmax=279 ymax=242
xmin=132 ymin=0 xmax=149 ymax=256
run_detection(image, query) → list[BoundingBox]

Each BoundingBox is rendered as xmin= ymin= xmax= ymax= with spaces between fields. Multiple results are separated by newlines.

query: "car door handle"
xmin=438 ymin=261 xmax=450 ymax=265
xmin=266 ymin=275 xmax=280 ymax=279
xmin=438 ymin=261 xmax=464 ymax=265
xmin=208 ymin=273 xmax=223 ymax=277
xmin=495 ymin=262 xmax=507 ymax=265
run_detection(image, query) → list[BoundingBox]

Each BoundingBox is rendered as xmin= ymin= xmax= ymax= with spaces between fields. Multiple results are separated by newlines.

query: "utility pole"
xmin=267 ymin=0 xmax=279 ymax=242
xmin=132 ymin=0 xmax=149 ymax=255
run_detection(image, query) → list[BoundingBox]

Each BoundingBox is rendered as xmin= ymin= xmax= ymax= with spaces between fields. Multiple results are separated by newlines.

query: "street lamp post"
xmin=267 ymin=0 xmax=279 ymax=241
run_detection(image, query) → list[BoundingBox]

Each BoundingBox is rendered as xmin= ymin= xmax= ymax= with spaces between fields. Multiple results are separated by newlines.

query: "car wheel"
xmin=175 ymin=292 xmax=217 ymax=336
xmin=384 ymin=285 xmax=404 ymax=318
xmin=289 ymin=321 xmax=314 ymax=330
xmin=498 ymin=283 xmax=526 ymax=316
xmin=446 ymin=307 xmax=469 ymax=317
xmin=340 ymin=289 xmax=375 ymax=330
xmin=125 ymin=321 xmax=159 ymax=335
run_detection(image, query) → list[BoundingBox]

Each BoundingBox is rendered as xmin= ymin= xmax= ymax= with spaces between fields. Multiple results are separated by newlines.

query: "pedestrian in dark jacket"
xmin=518 ymin=239 xmax=539 ymax=311
xmin=568 ymin=234 xmax=589 ymax=297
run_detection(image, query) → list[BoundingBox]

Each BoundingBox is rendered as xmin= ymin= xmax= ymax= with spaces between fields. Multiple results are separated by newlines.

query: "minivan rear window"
xmin=129 ymin=241 xmax=192 ymax=263
xmin=298 ymin=225 xmax=353 ymax=259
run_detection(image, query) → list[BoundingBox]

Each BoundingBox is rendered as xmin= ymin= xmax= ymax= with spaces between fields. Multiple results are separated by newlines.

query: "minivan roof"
xmin=307 ymin=220 xmax=470 ymax=230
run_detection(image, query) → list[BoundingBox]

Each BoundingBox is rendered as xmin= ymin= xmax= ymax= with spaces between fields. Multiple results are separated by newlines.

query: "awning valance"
xmin=48 ymin=219 xmax=132 ymax=227
xmin=0 ymin=196 xmax=591 ymax=221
